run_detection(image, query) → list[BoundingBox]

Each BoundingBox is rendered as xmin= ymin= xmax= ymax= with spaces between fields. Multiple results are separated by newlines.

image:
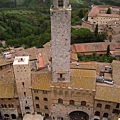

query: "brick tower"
xmin=13 ymin=56 xmax=34 ymax=116
xmin=50 ymin=0 xmax=71 ymax=82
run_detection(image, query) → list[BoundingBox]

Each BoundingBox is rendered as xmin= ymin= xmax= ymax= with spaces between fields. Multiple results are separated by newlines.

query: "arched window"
xmin=44 ymin=105 xmax=48 ymax=109
xmin=35 ymin=96 xmax=39 ymax=100
xmin=1 ymin=104 xmax=4 ymax=108
xmin=11 ymin=114 xmax=16 ymax=119
xmin=69 ymin=100 xmax=74 ymax=105
xmin=4 ymin=114 xmax=9 ymax=118
xmin=45 ymin=113 xmax=49 ymax=118
xmin=44 ymin=98 xmax=48 ymax=101
xmin=97 ymin=103 xmax=102 ymax=108
xmin=58 ymin=0 xmax=63 ymax=7
xmin=95 ymin=111 xmax=100 ymax=116
xmin=36 ymin=104 xmax=40 ymax=108
xmin=105 ymin=105 xmax=110 ymax=109
xmin=58 ymin=98 xmax=63 ymax=104
xmin=103 ymin=113 xmax=108 ymax=118
xmin=81 ymin=101 xmax=86 ymax=106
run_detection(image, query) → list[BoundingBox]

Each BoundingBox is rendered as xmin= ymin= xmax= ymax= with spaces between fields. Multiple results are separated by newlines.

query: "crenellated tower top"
xmin=53 ymin=0 xmax=69 ymax=8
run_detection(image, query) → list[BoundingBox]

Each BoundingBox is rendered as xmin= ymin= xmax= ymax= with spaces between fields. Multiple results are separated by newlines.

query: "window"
xmin=43 ymin=91 xmax=47 ymax=94
xmin=34 ymin=90 xmax=38 ymax=93
xmin=44 ymin=105 xmax=48 ymax=109
xmin=69 ymin=100 xmax=74 ymax=105
xmin=58 ymin=74 xmax=65 ymax=81
xmin=45 ymin=113 xmax=49 ymax=118
xmin=58 ymin=98 xmax=63 ymax=104
xmin=58 ymin=0 xmax=63 ymax=7
xmin=24 ymin=92 xmax=26 ymax=96
xmin=44 ymin=98 xmax=48 ymax=101
xmin=37 ymin=112 xmax=42 ymax=115
xmin=116 ymin=103 xmax=119 ymax=108
xmin=112 ymin=109 xmax=119 ymax=114
xmin=35 ymin=96 xmax=39 ymax=100
xmin=25 ymin=106 xmax=30 ymax=110
xmin=95 ymin=111 xmax=100 ymax=116
xmin=97 ymin=103 xmax=102 ymax=108
xmin=1 ymin=104 xmax=4 ymax=108
xmin=57 ymin=117 xmax=63 ymax=120
xmin=81 ymin=101 xmax=86 ymax=106
xmin=22 ymin=82 xmax=24 ymax=87
xmin=60 ymin=74 xmax=63 ymax=78
xmin=103 ymin=113 xmax=108 ymax=118
xmin=36 ymin=104 xmax=40 ymax=108
xmin=105 ymin=105 xmax=110 ymax=109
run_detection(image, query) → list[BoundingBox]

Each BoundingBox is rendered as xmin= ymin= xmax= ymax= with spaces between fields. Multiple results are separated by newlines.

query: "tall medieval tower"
xmin=50 ymin=0 xmax=71 ymax=82
xmin=13 ymin=56 xmax=34 ymax=116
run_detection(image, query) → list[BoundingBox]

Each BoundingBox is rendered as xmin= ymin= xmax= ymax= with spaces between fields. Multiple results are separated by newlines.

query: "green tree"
xmin=106 ymin=45 xmax=110 ymax=56
xmin=78 ymin=9 xmax=84 ymax=18
xmin=106 ymin=7 xmax=112 ymax=14
xmin=94 ymin=24 xmax=98 ymax=37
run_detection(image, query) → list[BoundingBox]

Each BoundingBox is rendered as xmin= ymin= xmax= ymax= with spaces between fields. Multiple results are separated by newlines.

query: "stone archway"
xmin=69 ymin=111 xmax=89 ymax=120
xmin=4 ymin=114 xmax=9 ymax=120
xmin=11 ymin=114 xmax=16 ymax=119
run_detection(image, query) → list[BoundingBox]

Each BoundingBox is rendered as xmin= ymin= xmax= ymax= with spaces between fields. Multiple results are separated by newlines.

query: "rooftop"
xmin=0 ymin=67 xmax=16 ymax=98
xmin=32 ymin=71 xmax=51 ymax=91
xmin=71 ymin=69 xmax=96 ymax=91
xmin=95 ymin=83 xmax=120 ymax=103
xmin=71 ymin=42 xmax=116 ymax=53
xmin=13 ymin=56 xmax=29 ymax=65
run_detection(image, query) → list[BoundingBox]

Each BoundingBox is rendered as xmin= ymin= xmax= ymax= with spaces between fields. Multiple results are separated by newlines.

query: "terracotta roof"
xmin=37 ymin=53 xmax=45 ymax=70
xmin=0 ymin=57 xmax=12 ymax=66
xmin=0 ymin=67 xmax=16 ymax=98
xmin=16 ymin=47 xmax=37 ymax=60
xmin=37 ymin=48 xmax=51 ymax=65
xmin=70 ymin=53 xmax=78 ymax=61
xmin=70 ymin=62 xmax=96 ymax=70
xmin=95 ymin=84 xmax=120 ymax=103
xmin=32 ymin=71 xmax=51 ymax=91
xmin=71 ymin=42 xmax=116 ymax=53
xmin=70 ymin=69 xmax=96 ymax=91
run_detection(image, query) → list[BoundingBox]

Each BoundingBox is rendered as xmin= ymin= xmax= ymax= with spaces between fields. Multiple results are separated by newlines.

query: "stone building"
xmin=87 ymin=5 xmax=120 ymax=25
xmin=0 ymin=0 xmax=120 ymax=120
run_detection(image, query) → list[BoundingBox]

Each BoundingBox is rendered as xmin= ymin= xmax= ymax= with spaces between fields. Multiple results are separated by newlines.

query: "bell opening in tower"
xmin=58 ymin=0 xmax=63 ymax=7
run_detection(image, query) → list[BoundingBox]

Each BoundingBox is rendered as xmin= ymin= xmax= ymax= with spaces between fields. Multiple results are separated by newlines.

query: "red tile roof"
xmin=37 ymin=53 xmax=45 ymax=70
xmin=71 ymin=42 xmax=116 ymax=53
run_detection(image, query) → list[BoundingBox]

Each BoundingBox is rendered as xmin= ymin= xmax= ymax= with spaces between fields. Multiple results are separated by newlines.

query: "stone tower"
xmin=13 ymin=56 xmax=34 ymax=116
xmin=50 ymin=0 xmax=71 ymax=82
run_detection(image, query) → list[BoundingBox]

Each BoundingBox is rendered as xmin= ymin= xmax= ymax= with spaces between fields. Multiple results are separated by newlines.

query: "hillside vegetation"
xmin=0 ymin=0 xmax=119 ymax=49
